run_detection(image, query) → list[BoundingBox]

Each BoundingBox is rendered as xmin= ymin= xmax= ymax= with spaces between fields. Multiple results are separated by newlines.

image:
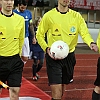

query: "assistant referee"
xmin=0 ymin=0 xmax=25 ymax=100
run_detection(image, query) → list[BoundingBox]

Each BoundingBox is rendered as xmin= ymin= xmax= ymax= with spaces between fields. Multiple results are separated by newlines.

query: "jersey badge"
xmin=25 ymin=16 xmax=29 ymax=21
xmin=70 ymin=26 xmax=76 ymax=32
xmin=55 ymin=29 xmax=59 ymax=32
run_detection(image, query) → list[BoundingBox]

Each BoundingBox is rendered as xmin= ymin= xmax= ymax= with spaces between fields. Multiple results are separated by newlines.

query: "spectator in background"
xmin=13 ymin=0 xmax=36 ymax=64
xmin=29 ymin=17 xmax=45 ymax=81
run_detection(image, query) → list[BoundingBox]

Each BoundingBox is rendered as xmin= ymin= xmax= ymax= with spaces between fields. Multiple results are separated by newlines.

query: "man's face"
xmin=18 ymin=4 xmax=27 ymax=12
xmin=1 ymin=0 xmax=14 ymax=11
xmin=58 ymin=0 xmax=70 ymax=7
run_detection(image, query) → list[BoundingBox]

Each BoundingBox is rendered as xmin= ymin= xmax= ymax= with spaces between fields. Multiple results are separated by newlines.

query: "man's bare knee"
xmin=9 ymin=87 xmax=20 ymax=100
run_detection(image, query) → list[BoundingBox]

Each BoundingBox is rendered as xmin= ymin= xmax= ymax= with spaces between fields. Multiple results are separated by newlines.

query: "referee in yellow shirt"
xmin=36 ymin=0 xmax=98 ymax=100
xmin=0 ymin=0 xmax=25 ymax=100
xmin=92 ymin=31 xmax=100 ymax=100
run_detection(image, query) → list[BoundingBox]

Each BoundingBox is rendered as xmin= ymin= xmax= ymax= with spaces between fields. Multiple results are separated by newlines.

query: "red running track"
xmin=23 ymin=54 xmax=100 ymax=100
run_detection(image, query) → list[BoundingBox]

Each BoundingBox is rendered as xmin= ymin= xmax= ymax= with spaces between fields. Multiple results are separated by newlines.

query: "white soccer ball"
xmin=50 ymin=40 xmax=69 ymax=59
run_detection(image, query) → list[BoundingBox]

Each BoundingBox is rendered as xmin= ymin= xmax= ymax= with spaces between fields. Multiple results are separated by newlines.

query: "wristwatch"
xmin=46 ymin=47 xmax=49 ymax=53
xmin=91 ymin=42 xmax=96 ymax=44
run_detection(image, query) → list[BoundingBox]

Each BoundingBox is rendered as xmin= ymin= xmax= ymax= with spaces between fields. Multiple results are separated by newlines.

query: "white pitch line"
xmin=25 ymin=74 xmax=96 ymax=79
xmin=24 ymin=67 xmax=46 ymax=68
xmin=73 ymin=74 xmax=96 ymax=77
xmin=76 ymin=59 xmax=97 ymax=60
xmin=65 ymin=88 xmax=94 ymax=92
xmin=44 ymin=88 xmax=94 ymax=93
xmin=25 ymin=76 xmax=48 ymax=79
xmin=75 ymin=66 xmax=96 ymax=67
xmin=24 ymin=66 xmax=96 ymax=68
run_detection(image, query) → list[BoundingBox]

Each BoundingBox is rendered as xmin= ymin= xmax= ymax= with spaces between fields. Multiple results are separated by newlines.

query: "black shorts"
xmin=0 ymin=54 xmax=24 ymax=87
xmin=46 ymin=52 xmax=76 ymax=85
xmin=94 ymin=57 xmax=100 ymax=86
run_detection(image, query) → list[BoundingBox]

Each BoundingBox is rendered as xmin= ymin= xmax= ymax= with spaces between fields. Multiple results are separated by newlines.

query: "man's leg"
xmin=0 ymin=88 xmax=2 ymax=95
xmin=92 ymin=57 xmax=100 ymax=100
xmin=9 ymin=87 xmax=20 ymax=100
xmin=50 ymin=84 xmax=63 ymax=100
xmin=92 ymin=86 xmax=100 ymax=100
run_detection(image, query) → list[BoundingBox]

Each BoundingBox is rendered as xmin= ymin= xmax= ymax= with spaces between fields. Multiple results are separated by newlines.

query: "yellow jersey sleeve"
xmin=78 ymin=13 xmax=94 ymax=46
xmin=97 ymin=31 xmax=100 ymax=53
xmin=19 ymin=17 xmax=25 ymax=56
xmin=36 ymin=14 xmax=49 ymax=52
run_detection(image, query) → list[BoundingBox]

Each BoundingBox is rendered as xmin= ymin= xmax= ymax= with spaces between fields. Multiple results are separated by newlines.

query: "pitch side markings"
xmin=75 ymin=66 xmax=96 ymax=67
xmin=44 ymin=88 xmax=94 ymax=93
xmin=24 ymin=74 xmax=96 ymax=79
xmin=24 ymin=66 xmax=96 ymax=68
xmin=76 ymin=59 xmax=97 ymax=60
xmin=65 ymin=88 xmax=94 ymax=91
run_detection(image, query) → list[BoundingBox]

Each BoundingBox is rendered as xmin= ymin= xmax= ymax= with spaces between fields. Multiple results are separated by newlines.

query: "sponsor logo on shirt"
xmin=25 ymin=16 xmax=29 ymax=21
xmin=0 ymin=32 xmax=3 ymax=35
xmin=70 ymin=26 xmax=76 ymax=32
xmin=55 ymin=29 xmax=59 ymax=32
xmin=52 ymin=28 xmax=61 ymax=36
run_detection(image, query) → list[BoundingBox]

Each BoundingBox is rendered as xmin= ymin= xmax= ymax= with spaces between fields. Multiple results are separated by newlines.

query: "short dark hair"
xmin=18 ymin=0 xmax=27 ymax=6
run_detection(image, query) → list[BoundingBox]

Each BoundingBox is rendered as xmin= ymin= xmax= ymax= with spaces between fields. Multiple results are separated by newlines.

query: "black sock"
xmin=51 ymin=98 xmax=61 ymax=100
xmin=92 ymin=90 xmax=100 ymax=100
xmin=36 ymin=64 xmax=43 ymax=72
xmin=32 ymin=64 xmax=37 ymax=76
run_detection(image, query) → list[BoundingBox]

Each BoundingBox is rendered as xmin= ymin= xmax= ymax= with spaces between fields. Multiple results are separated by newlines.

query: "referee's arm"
xmin=19 ymin=18 xmax=25 ymax=56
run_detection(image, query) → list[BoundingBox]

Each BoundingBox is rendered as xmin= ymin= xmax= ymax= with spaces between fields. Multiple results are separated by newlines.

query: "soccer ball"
xmin=50 ymin=40 xmax=69 ymax=59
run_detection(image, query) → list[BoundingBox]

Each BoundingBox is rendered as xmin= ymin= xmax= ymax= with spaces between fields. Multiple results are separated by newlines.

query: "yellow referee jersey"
xmin=36 ymin=8 xmax=94 ymax=53
xmin=97 ymin=31 xmax=100 ymax=53
xmin=0 ymin=12 xmax=25 ymax=56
